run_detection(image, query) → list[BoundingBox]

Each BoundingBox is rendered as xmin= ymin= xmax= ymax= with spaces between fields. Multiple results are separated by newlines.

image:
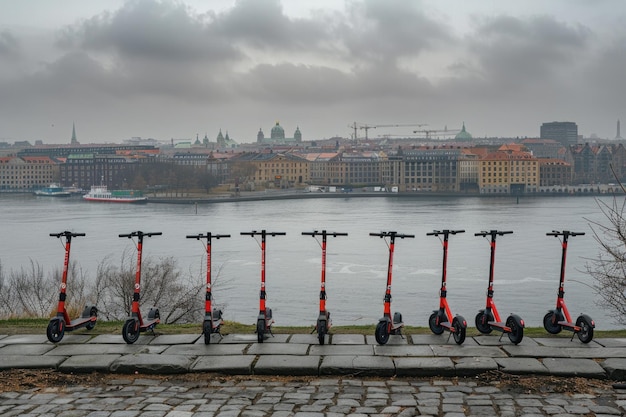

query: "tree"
xmin=586 ymin=196 xmax=626 ymax=324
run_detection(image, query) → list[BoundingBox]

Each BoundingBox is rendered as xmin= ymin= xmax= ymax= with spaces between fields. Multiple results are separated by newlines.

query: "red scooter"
xmin=120 ymin=231 xmax=162 ymax=344
xmin=427 ymin=229 xmax=467 ymax=345
xmin=544 ymin=230 xmax=595 ymax=343
xmin=370 ymin=231 xmax=414 ymax=345
xmin=302 ymin=230 xmax=348 ymax=345
xmin=46 ymin=231 xmax=97 ymax=343
xmin=474 ymin=230 xmax=525 ymax=344
xmin=187 ymin=232 xmax=230 ymax=344
xmin=241 ymin=230 xmax=286 ymax=343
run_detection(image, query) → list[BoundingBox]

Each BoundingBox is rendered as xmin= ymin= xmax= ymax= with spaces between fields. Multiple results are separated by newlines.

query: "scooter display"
xmin=370 ymin=231 xmax=415 ymax=345
xmin=302 ymin=230 xmax=348 ymax=345
xmin=120 ymin=231 xmax=162 ymax=344
xmin=46 ymin=231 xmax=97 ymax=343
xmin=474 ymin=230 xmax=525 ymax=344
xmin=544 ymin=230 xmax=595 ymax=343
xmin=186 ymin=232 xmax=230 ymax=344
xmin=241 ymin=230 xmax=286 ymax=343
xmin=426 ymin=229 xmax=467 ymax=345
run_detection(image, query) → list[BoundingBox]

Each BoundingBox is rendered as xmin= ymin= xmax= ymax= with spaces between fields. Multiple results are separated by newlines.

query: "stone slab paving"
xmin=2 ymin=334 xmax=626 ymax=379
xmin=1 ymin=375 xmax=623 ymax=417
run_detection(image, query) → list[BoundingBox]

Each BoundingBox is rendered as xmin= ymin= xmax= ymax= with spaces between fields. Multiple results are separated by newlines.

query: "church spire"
xmin=70 ymin=123 xmax=78 ymax=145
xmin=617 ymin=119 xmax=623 ymax=140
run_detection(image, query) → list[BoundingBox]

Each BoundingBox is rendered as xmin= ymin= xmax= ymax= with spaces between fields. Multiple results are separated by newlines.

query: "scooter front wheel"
xmin=46 ymin=318 xmax=65 ymax=343
xmin=203 ymin=321 xmax=212 ymax=345
xmin=428 ymin=312 xmax=444 ymax=335
xmin=318 ymin=323 xmax=326 ymax=345
xmin=375 ymin=321 xmax=390 ymax=345
xmin=256 ymin=319 xmax=265 ymax=343
xmin=452 ymin=317 xmax=466 ymax=345
xmin=543 ymin=311 xmax=561 ymax=334
xmin=475 ymin=311 xmax=493 ymax=334
xmin=122 ymin=319 xmax=140 ymax=344
xmin=506 ymin=315 xmax=524 ymax=345
xmin=576 ymin=316 xmax=594 ymax=344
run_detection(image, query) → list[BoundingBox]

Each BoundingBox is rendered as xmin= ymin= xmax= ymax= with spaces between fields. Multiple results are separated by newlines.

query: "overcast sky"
xmin=0 ymin=0 xmax=624 ymax=144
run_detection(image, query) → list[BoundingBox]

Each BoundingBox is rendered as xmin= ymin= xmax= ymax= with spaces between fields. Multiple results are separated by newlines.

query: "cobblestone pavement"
xmin=1 ymin=373 xmax=625 ymax=417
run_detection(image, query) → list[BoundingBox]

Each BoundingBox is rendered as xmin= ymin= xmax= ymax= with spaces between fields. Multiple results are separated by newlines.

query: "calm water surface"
xmin=0 ymin=193 xmax=621 ymax=329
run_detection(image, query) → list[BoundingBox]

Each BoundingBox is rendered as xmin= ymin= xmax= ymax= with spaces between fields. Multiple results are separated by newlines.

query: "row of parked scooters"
xmin=45 ymin=229 xmax=595 ymax=346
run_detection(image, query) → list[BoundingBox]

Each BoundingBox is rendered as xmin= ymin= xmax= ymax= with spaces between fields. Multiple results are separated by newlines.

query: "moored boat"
xmin=34 ymin=184 xmax=72 ymax=197
xmin=82 ymin=185 xmax=147 ymax=203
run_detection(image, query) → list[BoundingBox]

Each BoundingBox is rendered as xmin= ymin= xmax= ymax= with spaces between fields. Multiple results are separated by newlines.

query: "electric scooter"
xmin=186 ymin=232 xmax=230 ymax=344
xmin=302 ymin=230 xmax=348 ymax=345
xmin=46 ymin=231 xmax=97 ymax=343
xmin=474 ymin=230 xmax=525 ymax=344
xmin=120 ymin=231 xmax=162 ymax=344
xmin=426 ymin=229 xmax=467 ymax=345
xmin=241 ymin=230 xmax=286 ymax=343
xmin=370 ymin=231 xmax=415 ymax=345
xmin=544 ymin=230 xmax=595 ymax=343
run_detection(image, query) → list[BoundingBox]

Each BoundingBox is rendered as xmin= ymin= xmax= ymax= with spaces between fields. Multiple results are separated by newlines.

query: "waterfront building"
xmin=0 ymin=156 xmax=58 ymax=191
xmin=538 ymin=158 xmax=572 ymax=187
xmin=341 ymin=151 xmax=385 ymax=186
xmin=303 ymin=152 xmax=341 ymax=185
xmin=233 ymin=151 xmax=309 ymax=188
xmin=540 ymin=121 xmax=578 ymax=146
xmin=478 ymin=146 xmax=539 ymax=194
xmin=400 ymin=148 xmax=462 ymax=192
xmin=60 ymin=153 xmax=149 ymax=189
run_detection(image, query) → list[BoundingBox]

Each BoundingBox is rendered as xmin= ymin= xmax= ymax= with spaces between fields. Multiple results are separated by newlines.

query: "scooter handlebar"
xmin=186 ymin=233 xmax=231 ymax=240
xmin=369 ymin=232 xmax=415 ymax=239
xmin=50 ymin=231 xmax=86 ymax=238
xmin=240 ymin=231 xmax=286 ymax=237
xmin=427 ymin=229 xmax=465 ymax=236
xmin=474 ymin=230 xmax=513 ymax=236
xmin=547 ymin=230 xmax=585 ymax=237
xmin=302 ymin=231 xmax=348 ymax=237
xmin=119 ymin=231 xmax=163 ymax=238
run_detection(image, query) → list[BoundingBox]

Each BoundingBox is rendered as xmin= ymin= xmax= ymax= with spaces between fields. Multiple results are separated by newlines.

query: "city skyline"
xmin=1 ymin=0 xmax=625 ymax=143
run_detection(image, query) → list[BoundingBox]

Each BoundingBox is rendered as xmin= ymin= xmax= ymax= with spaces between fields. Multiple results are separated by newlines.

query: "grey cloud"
xmin=57 ymin=0 xmax=241 ymax=63
xmin=466 ymin=15 xmax=591 ymax=87
xmin=0 ymin=31 xmax=19 ymax=58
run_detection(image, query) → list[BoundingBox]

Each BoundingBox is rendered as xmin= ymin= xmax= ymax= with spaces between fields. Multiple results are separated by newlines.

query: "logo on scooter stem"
xmin=60 ymin=283 xmax=66 ymax=290
xmin=135 ymin=283 xmax=140 ymax=290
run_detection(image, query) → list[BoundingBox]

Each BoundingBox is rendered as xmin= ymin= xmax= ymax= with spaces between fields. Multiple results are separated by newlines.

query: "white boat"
xmin=34 ymin=184 xmax=72 ymax=197
xmin=82 ymin=185 xmax=147 ymax=203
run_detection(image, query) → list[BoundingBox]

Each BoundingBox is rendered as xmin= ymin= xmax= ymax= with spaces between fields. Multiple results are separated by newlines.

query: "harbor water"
xmin=0 ymin=193 xmax=622 ymax=329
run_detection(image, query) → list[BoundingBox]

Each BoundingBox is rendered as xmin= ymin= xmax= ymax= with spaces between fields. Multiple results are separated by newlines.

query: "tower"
xmin=70 ymin=123 xmax=79 ymax=145
xmin=617 ymin=119 xmax=623 ymax=140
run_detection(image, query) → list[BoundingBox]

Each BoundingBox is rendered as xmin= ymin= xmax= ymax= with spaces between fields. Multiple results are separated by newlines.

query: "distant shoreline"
xmin=146 ymin=190 xmax=618 ymax=205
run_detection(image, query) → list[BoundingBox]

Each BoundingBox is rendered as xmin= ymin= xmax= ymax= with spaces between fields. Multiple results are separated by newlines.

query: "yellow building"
xmin=478 ymin=146 xmax=539 ymax=194
xmin=233 ymin=151 xmax=309 ymax=188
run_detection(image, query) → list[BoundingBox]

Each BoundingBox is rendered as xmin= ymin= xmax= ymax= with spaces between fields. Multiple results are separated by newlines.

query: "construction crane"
xmin=413 ymin=127 xmax=461 ymax=140
xmin=349 ymin=122 xmax=428 ymax=140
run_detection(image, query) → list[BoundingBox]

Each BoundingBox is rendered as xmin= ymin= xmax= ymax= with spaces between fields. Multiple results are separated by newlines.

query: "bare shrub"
xmin=94 ymin=250 xmax=205 ymax=323
xmin=586 ymin=197 xmax=626 ymax=324
xmin=9 ymin=260 xmax=56 ymax=317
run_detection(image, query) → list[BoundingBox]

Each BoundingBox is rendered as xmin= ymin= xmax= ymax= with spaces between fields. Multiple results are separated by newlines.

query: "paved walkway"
xmin=2 ymin=333 xmax=626 ymax=416
xmin=2 ymin=333 xmax=626 ymax=379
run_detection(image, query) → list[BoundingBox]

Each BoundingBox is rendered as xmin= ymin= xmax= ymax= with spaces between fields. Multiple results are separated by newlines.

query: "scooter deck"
xmin=68 ymin=317 xmax=96 ymax=329
xmin=558 ymin=321 xmax=581 ymax=331
xmin=488 ymin=321 xmax=512 ymax=332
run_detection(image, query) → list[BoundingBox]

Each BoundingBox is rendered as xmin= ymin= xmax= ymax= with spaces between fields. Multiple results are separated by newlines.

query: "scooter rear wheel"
xmin=543 ymin=311 xmax=562 ymax=334
xmin=46 ymin=318 xmax=65 ymax=343
xmin=506 ymin=315 xmax=524 ymax=345
xmin=475 ymin=311 xmax=493 ymax=334
xmin=86 ymin=307 xmax=97 ymax=330
xmin=576 ymin=316 xmax=594 ymax=343
xmin=428 ymin=312 xmax=445 ymax=335
xmin=122 ymin=319 xmax=140 ymax=344
xmin=256 ymin=319 xmax=265 ymax=343
xmin=203 ymin=321 xmax=212 ymax=345
xmin=452 ymin=317 xmax=466 ymax=345
xmin=375 ymin=321 xmax=390 ymax=345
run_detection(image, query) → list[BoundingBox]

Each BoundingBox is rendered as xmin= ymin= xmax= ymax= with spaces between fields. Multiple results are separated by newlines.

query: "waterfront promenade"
xmin=2 ymin=333 xmax=626 ymax=416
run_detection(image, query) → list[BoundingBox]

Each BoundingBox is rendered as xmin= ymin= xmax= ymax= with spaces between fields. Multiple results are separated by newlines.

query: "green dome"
xmin=455 ymin=122 xmax=472 ymax=141
xmin=271 ymin=121 xmax=285 ymax=139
